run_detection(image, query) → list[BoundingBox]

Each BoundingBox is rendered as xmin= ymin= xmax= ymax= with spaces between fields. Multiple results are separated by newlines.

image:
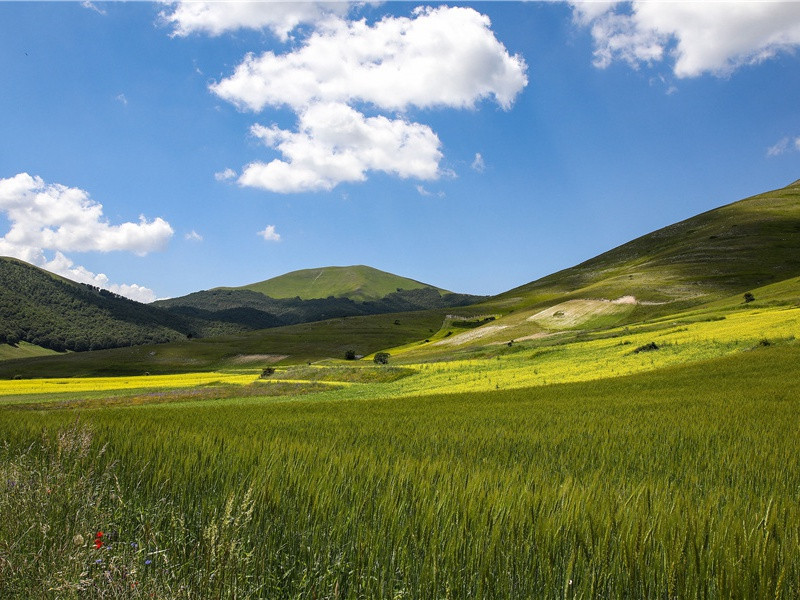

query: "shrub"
xmin=260 ymin=367 xmax=275 ymax=378
xmin=744 ymin=292 xmax=755 ymax=303
xmin=373 ymin=352 xmax=390 ymax=365
xmin=633 ymin=342 xmax=659 ymax=354
xmin=344 ymin=350 xmax=356 ymax=361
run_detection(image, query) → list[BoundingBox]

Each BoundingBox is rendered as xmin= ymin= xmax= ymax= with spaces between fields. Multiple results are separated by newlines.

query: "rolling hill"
xmin=152 ymin=266 xmax=485 ymax=328
xmin=2 ymin=178 xmax=800 ymax=375
xmin=224 ymin=265 xmax=447 ymax=301
xmin=0 ymin=257 xmax=243 ymax=353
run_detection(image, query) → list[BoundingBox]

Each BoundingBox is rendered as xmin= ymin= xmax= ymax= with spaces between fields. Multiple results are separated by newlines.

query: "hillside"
xmin=381 ymin=179 xmax=800 ymax=356
xmin=501 ymin=179 xmax=800 ymax=308
xmin=224 ymin=265 xmax=447 ymax=301
xmin=0 ymin=257 xmax=240 ymax=353
xmin=153 ymin=266 xmax=484 ymax=329
xmin=4 ymin=179 xmax=800 ymax=374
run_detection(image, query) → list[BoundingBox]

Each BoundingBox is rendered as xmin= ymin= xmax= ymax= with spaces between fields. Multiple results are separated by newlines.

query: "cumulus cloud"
xmin=240 ymin=102 xmax=442 ymax=192
xmin=0 ymin=173 xmax=172 ymax=303
xmin=212 ymin=6 xmax=527 ymax=112
xmin=572 ymin=1 xmax=800 ymax=77
xmin=471 ymin=152 xmax=486 ymax=173
xmin=214 ymin=168 xmax=237 ymax=182
xmin=209 ymin=5 xmax=527 ymax=193
xmin=257 ymin=225 xmax=281 ymax=242
xmin=161 ymin=1 xmax=349 ymax=40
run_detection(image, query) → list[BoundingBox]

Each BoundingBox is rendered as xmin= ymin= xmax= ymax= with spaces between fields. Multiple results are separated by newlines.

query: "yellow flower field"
xmin=0 ymin=371 xmax=259 ymax=397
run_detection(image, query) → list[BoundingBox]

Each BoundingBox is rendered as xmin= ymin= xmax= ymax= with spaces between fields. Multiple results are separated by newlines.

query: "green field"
xmin=2 ymin=295 xmax=800 ymax=598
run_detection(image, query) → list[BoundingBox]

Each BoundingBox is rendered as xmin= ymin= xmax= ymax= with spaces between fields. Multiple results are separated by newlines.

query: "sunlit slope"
xmin=0 ymin=309 xmax=450 ymax=378
xmin=498 ymin=179 xmax=800 ymax=309
xmin=223 ymin=265 xmax=448 ymax=301
xmin=385 ymin=179 xmax=800 ymax=355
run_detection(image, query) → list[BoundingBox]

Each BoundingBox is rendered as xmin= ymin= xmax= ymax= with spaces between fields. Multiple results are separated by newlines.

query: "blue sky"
xmin=1 ymin=1 xmax=800 ymax=302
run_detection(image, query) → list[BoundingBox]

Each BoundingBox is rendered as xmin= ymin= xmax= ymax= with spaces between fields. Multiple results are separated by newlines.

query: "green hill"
xmin=0 ymin=257 xmax=241 ymax=353
xmin=501 ymin=179 xmax=800 ymax=309
xmin=224 ymin=265 xmax=447 ymax=301
xmin=4 ymin=179 xmax=800 ymax=374
xmin=384 ymin=178 xmax=800 ymax=356
xmin=153 ymin=266 xmax=484 ymax=329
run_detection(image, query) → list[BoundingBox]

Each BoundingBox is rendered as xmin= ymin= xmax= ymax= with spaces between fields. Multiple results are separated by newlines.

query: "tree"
xmin=373 ymin=352 xmax=390 ymax=365
xmin=744 ymin=292 xmax=755 ymax=303
xmin=344 ymin=349 xmax=356 ymax=360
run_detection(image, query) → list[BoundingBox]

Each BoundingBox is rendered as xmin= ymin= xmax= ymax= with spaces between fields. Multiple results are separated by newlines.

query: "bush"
xmin=373 ymin=352 xmax=390 ymax=365
xmin=633 ymin=342 xmax=659 ymax=354
xmin=344 ymin=350 xmax=357 ymax=361
xmin=260 ymin=367 xmax=275 ymax=378
xmin=744 ymin=292 xmax=755 ymax=303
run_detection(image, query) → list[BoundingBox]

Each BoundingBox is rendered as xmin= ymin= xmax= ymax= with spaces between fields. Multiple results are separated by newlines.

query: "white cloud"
xmin=239 ymin=102 xmax=442 ymax=192
xmin=185 ymin=230 xmax=203 ymax=242
xmin=161 ymin=1 xmax=349 ymax=41
xmin=767 ymin=136 xmax=800 ymax=157
xmin=81 ymin=1 xmax=106 ymax=16
xmin=115 ymin=93 xmax=128 ymax=106
xmin=209 ymin=5 xmax=526 ymax=193
xmin=471 ymin=152 xmax=486 ymax=173
xmin=0 ymin=173 xmax=172 ymax=303
xmin=257 ymin=225 xmax=281 ymax=242
xmin=214 ymin=168 xmax=237 ymax=182
xmin=573 ymin=1 xmax=800 ymax=78
xmin=212 ymin=6 xmax=527 ymax=112
xmin=416 ymin=185 xmax=445 ymax=198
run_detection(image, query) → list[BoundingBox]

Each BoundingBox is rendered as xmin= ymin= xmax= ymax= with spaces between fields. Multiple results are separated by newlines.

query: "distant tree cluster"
xmin=0 ymin=259 xmax=240 ymax=353
xmin=153 ymin=287 xmax=488 ymax=331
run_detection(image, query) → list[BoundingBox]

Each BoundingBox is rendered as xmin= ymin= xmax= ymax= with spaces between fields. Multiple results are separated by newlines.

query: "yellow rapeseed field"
xmin=0 ymin=371 xmax=258 ymax=396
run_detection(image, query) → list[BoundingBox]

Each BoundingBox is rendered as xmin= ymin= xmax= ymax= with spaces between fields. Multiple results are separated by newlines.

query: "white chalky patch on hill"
xmin=434 ymin=325 xmax=508 ymax=346
xmin=527 ymin=298 xmax=637 ymax=329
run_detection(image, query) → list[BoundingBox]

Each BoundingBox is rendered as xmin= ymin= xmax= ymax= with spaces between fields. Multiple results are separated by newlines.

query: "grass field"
xmin=1 ymin=345 xmax=798 ymax=598
xmin=1 ymin=294 xmax=800 ymax=598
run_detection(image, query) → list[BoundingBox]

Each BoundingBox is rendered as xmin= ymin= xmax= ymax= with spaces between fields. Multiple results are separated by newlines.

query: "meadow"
xmin=1 ymin=296 xmax=799 ymax=598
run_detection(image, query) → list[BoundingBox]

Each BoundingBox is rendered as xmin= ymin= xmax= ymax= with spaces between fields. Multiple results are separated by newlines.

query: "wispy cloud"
xmin=767 ymin=136 xmax=800 ymax=157
xmin=471 ymin=153 xmax=486 ymax=173
xmin=81 ymin=1 xmax=106 ymax=16
xmin=115 ymin=93 xmax=128 ymax=106
xmin=214 ymin=168 xmax=236 ymax=182
xmin=185 ymin=230 xmax=203 ymax=242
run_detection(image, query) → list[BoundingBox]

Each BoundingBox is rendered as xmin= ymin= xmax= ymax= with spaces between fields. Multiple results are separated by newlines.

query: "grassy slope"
xmin=498 ymin=179 xmax=800 ymax=308
xmin=0 ymin=309 xmax=449 ymax=378
xmin=387 ymin=179 xmax=800 ymax=356
xmin=0 ymin=256 xmax=239 ymax=351
xmin=223 ymin=265 xmax=448 ymax=301
xmin=0 ymin=341 xmax=60 ymax=361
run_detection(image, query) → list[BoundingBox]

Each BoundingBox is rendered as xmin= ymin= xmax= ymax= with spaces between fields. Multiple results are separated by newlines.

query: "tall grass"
xmin=1 ymin=347 xmax=799 ymax=597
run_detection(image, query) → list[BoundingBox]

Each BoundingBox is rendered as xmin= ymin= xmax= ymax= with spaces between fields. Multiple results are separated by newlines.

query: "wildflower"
xmin=73 ymin=534 xmax=85 ymax=547
xmin=144 ymin=559 xmax=152 ymax=566
xmin=94 ymin=531 xmax=103 ymax=549
xmin=95 ymin=559 xmax=103 ymax=564
xmin=130 ymin=542 xmax=138 ymax=550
